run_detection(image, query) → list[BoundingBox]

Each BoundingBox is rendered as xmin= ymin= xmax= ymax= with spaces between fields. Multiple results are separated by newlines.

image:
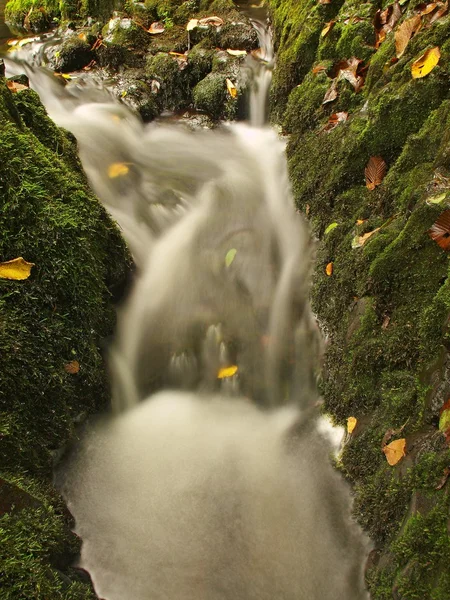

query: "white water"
xmin=8 ymin=18 xmax=370 ymax=600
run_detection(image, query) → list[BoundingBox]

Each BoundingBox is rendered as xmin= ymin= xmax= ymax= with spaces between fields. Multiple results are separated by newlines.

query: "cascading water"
xmin=6 ymin=14 xmax=370 ymax=600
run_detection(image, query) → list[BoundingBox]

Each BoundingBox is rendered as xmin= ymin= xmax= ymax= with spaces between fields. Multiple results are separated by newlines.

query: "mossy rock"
xmin=193 ymin=71 xmax=238 ymax=120
xmin=0 ymin=73 xmax=130 ymax=598
xmin=55 ymin=37 xmax=93 ymax=73
xmin=103 ymin=16 xmax=151 ymax=50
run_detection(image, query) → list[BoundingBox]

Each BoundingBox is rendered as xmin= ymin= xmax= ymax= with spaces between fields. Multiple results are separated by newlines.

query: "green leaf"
xmin=225 ymin=248 xmax=237 ymax=268
xmin=325 ymin=222 xmax=338 ymax=235
xmin=426 ymin=193 xmax=446 ymax=205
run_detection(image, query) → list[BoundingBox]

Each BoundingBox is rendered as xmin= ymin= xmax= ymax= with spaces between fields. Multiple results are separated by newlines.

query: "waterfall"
xmin=6 ymin=15 xmax=370 ymax=600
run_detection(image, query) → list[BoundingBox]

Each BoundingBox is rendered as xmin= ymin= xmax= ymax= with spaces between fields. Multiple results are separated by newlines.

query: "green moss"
xmin=193 ymin=72 xmax=227 ymax=119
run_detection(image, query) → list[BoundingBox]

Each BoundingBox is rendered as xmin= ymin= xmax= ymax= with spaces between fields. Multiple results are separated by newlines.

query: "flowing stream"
xmin=6 ymin=11 xmax=370 ymax=600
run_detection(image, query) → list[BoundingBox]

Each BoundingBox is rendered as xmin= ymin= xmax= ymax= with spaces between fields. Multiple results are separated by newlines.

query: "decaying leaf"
xmin=382 ymin=315 xmax=391 ymax=330
xmin=428 ymin=209 xmax=450 ymax=250
xmin=331 ymin=57 xmax=366 ymax=92
xmin=435 ymin=467 xmax=450 ymax=490
xmin=429 ymin=1 xmax=449 ymax=24
xmin=225 ymin=248 xmax=237 ymax=267
xmin=148 ymin=21 xmax=165 ymax=34
xmin=108 ymin=162 xmax=130 ymax=178
xmin=226 ymin=78 xmax=238 ymax=98
xmin=365 ymin=156 xmax=387 ymax=190
xmin=320 ymin=111 xmax=349 ymax=132
xmin=356 ymin=219 xmax=366 ymax=225
xmin=374 ymin=1 xmax=402 ymax=48
xmin=411 ymin=46 xmax=440 ymax=78
xmin=0 ymin=257 xmax=34 ymax=280
xmin=325 ymin=222 xmax=338 ymax=235
xmin=382 ymin=438 xmax=406 ymax=466
xmin=218 ymin=365 xmax=238 ymax=379
xmin=395 ymin=14 xmax=422 ymax=58
xmin=321 ymin=20 xmax=336 ymax=38
xmin=198 ymin=16 xmax=224 ymax=27
xmin=6 ymin=80 xmax=28 ymax=93
xmin=227 ymin=49 xmax=247 ymax=57
xmin=319 ymin=0 xmax=332 ymax=4
xmin=351 ymin=228 xmax=380 ymax=248
xmin=381 ymin=420 xmax=409 ymax=448
xmin=417 ymin=2 xmax=438 ymax=15
xmin=322 ymin=79 xmax=338 ymax=104
xmin=312 ymin=64 xmax=327 ymax=74
xmin=64 ymin=360 xmax=80 ymax=374
xmin=347 ymin=416 xmax=357 ymax=434
xmin=326 ymin=261 xmax=333 ymax=276
xmin=186 ymin=18 xmax=199 ymax=31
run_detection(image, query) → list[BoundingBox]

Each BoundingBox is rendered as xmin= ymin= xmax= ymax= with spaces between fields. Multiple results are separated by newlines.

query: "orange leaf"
xmin=382 ymin=438 xmax=406 ymax=466
xmin=6 ymin=80 xmax=28 ymax=93
xmin=352 ymin=228 xmax=380 ymax=249
xmin=417 ymin=2 xmax=438 ymax=16
xmin=318 ymin=0 xmax=332 ymax=3
xmin=64 ymin=360 xmax=80 ymax=374
xmin=320 ymin=111 xmax=349 ymax=133
xmin=226 ymin=78 xmax=238 ymax=98
xmin=322 ymin=80 xmax=338 ymax=104
xmin=148 ymin=21 xmax=165 ymax=34
xmin=321 ymin=20 xmax=335 ymax=38
xmin=312 ymin=64 xmax=327 ymax=74
xmin=347 ymin=417 xmax=357 ymax=434
xmin=411 ymin=46 xmax=440 ymax=78
xmin=325 ymin=262 xmax=333 ymax=276
xmin=365 ymin=156 xmax=387 ymax=190
xmin=428 ymin=209 xmax=450 ymax=250
xmin=429 ymin=1 xmax=449 ymax=24
xmin=218 ymin=365 xmax=238 ymax=379
xmin=395 ymin=15 xmax=422 ymax=58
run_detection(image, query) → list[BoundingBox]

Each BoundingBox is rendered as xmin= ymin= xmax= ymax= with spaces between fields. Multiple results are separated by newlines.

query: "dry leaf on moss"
xmin=325 ymin=262 xmax=333 ymax=276
xmin=395 ymin=14 xmax=422 ymax=57
xmin=320 ymin=112 xmax=349 ymax=133
xmin=428 ymin=209 xmax=450 ymax=250
xmin=321 ymin=21 xmax=336 ymax=37
xmin=382 ymin=438 xmax=406 ymax=465
xmin=352 ymin=228 xmax=380 ymax=249
xmin=199 ymin=16 xmax=224 ymax=27
xmin=365 ymin=156 xmax=387 ymax=190
xmin=411 ymin=46 xmax=440 ymax=78
xmin=227 ymin=49 xmax=247 ymax=57
xmin=6 ymin=80 xmax=28 ymax=92
xmin=226 ymin=78 xmax=238 ymax=98
xmin=0 ymin=257 xmax=34 ymax=280
xmin=64 ymin=360 xmax=80 ymax=374
xmin=218 ymin=365 xmax=238 ymax=379
xmin=323 ymin=80 xmax=338 ymax=104
xmin=312 ymin=64 xmax=327 ymax=74
xmin=435 ymin=467 xmax=450 ymax=490
xmin=347 ymin=417 xmax=357 ymax=434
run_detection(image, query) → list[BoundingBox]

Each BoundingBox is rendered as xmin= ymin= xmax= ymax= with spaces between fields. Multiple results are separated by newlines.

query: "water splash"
xmin=9 ymin=17 xmax=370 ymax=600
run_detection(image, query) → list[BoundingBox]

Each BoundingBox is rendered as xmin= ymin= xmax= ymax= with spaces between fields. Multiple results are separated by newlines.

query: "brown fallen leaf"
xmin=395 ymin=14 xmax=422 ymax=58
xmin=365 ymin=156 xmax=387 ymax=190
xmin=435 ymin=466 xmax=450 ymax=490
xmin=352 ymin=228 xmax=380 ymax=248
xmin=322 ymin=79 xmax=338 ymax=104
xmin=198 ymin=16 xmax=224 ymax=27
xmin=381 ymin=420 xmax=409 ymax=448
xmin=374 ymin=1 xmax=402 ymax=48
xmin=428 ymin=209 xmax=450 ymax=250
xmin=347 ymin=416 xmax=357 ymax=434
xmin=325 ymin=261 xmax=333 ymax=276
xmin=6 ymin=80 xmax=28 ymax=93
xmin=411 ymin=46 xmax=440 ymax=78
xmin=0 ymin=257 xmax=34 ymax=280
xmin=321 ymin=21 xmax=335 ymax=38
xmin=320 ymin=111 xmax=349 ymax=133
xmin=318 ymin=0 xmax=332 ymax=3
xmin=312 ymin=64 xmax=327 ymax=74
xmin=383 ymin=438 xmax=406 ymax=466
xmin=382 ymin=315 xmax=391 ymax=330
xmin=416 ymin=2 xmax=438 ymax=16
xmin=429 ymin=1 xmax=449 ymax=24
xmin=148 ymin=21 xmax=165 ymax=34
xmin=64 ymin=360 xmax=80 ymax=374
xmin=334 ymin=57 xmax=366 ymax=92
xmin=218 ymin=365 xmax=238 ymax=379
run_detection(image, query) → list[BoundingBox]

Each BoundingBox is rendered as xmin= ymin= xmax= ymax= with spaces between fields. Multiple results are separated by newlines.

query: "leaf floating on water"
xmin=225 ymin=248 xmax=237 ymax=267
xmin=6 ymin=80 xmax=28 ymax=93
xmin=411 ymin=46 xmax=440 ymax=78
xmin=365 ymin=156 xmax=387 ymax=190
xmin=64 ymin=360 xmax=80 ymax=374
xmin=325 ymin=261 xmax=333 ymax=276
xmin=324 ymin=222 xmax=338 ymax=235
xmin=0 ymin=257 xmax=34 ymax=280
xmin=186 ymin=18 xmax=199 ymax=31
xmin=226 ymin=78 xmax=238 ymax=98
xmin=226 ymin=49 xmax=247 ymax=57
xmin=382 ymin=438 xmax=406 ymax=466
xmin=198 ymin=16 xmax=224 ymax=27
xmin=347 ymin=417 xmax=357 ymax=434
xmin=395 ymin=15 xmax=422 ymax=58
xmin=352 ymin=228 xmax=380 ymax=249
xmin=108 ymin=163 xmax=130 ymax=178
xmin=218 ymin=365 xmax=238 ymax=379
xmin=428 ymin=209 xmax=450 ymax=250
xmin=148 ymin=21 xmax=165 ymax=34
xmin=321 ymin=21 xmax=336 ymax=38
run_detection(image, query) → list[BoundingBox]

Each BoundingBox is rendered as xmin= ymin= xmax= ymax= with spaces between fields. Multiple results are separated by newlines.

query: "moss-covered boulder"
xmin=269 ymin=0 xmax=450 ymax=597
xmin=55 ymin=36 xmax=94 ymax=72
xmin=0 ymin=74 xmax=130 ymax=598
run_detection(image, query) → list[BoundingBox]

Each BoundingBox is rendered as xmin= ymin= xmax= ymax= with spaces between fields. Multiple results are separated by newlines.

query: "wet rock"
xmin=0 ymin=59 xmax=5 ymax=77
xmin=193 ymin=72 xmax=227 ymax=120
xmin=55 ymin=37 xmax=93 ymax=73
xmin=103 ymin=16 xmax=150 ymax=51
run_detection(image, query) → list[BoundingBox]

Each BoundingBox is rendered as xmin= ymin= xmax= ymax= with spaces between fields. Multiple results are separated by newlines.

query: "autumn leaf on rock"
xmin=374 ymin=1 xmax=402 ymax=48
xmin=429 ymin=1 xmax=449 ymax=24
xmin=226 ymin=78 xmax=238 ymax=98
xmin=108 ymin=163 xmax=130 ymax=178
xmin=428 ymin=209 xmax=450 ymax=250
xmin=322 ymin=79 xmax=338 ymax=104
xmin=227 ymin=49 xmax=247 ymax=57
xmin=365 ymin=156 xmax=387 ymax=190
xmin=395 ymin=14 xmax=422 ymax=58
xmin=325 ymin=262 xmax=333 ymax=276
xmin=198 ymin=16 xmax=224 ymax=27
xmin=324 ymin=222 xmax=338 ymax=235
xmin=6 ymin=80 xmax=28 ymax=93
xmin=318 ymin=0 xmax=332 ymax=4
xmin=218 ymin=365 xmax=238 ymax=379
xmin=439 ymin=398 xmax=450 ymax=432
xmin=411 ymin=46 xmax=440 ymax=78
xmin=335 ymin=57 xmax=366 ymax=92
xmin=312 ymin=64 xmax=327 ymax=74
xmin=351 ymin=228 xmax=380 ymax=249
xmin=321 ymin=21 xmax=335 ymax=38
xmin=148 ymin=21 xmax=165 ymax=34
xmin=347 ymin=417 xmax=357 ymax=434
xmin=435 ymin=467 xmax=450 ymax=490
xmin=320 ymin=111 xmax=348 ymax=133
xmin=383 ymin=438 xmax=406 ymax=466
xmin=0 ymin=257 xmax=34 ymax=280
xmin=417 ymin=2 xmax=438 ymax=15
xmin=64 ymin=360 xmax=80 ymax=374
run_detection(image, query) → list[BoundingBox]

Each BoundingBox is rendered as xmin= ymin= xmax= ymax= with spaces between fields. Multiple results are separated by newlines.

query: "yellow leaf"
xmin=352 ymin=228 xmax=380 ymax=249
xmin=325 ymin=261 xmax=333 ymax=276
xmin=347 ymin=416 xmax=357 ymax=434
xmin=0 ymin=257 xmax=34 ymax=280
xmin=356 ymin=219 xmax=366 ymax=225
xmin=226 ymin=49 xmax=247 ymax=57
xmin=382 ymin=438 xmax=406 ymax=466
xmin=186 ymin=18 xmax=198 ymax=31
xmin=218 ymin=365 xmax=238 ymax=379
xmin=108 ymin=163 xmax=130 ymax=178
xmin=411 ymin=46 xmax=440 ymax=78
xmin=321 ymin=20 xmax=335 ymax=38
xmin=226 ymin=78 xmax=238 ymax=98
